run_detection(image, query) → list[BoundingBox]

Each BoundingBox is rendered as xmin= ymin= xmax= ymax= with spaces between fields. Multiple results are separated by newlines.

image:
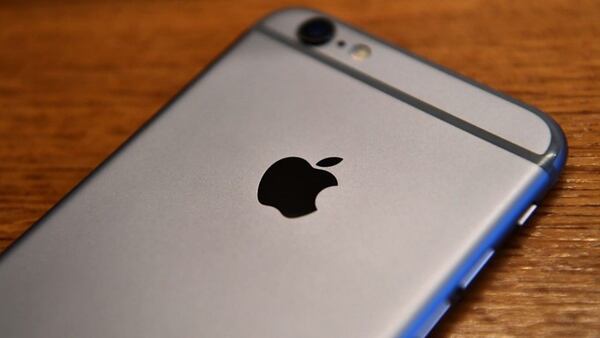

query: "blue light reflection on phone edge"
xmin=399 ymin=169 xmax=552 ymax=337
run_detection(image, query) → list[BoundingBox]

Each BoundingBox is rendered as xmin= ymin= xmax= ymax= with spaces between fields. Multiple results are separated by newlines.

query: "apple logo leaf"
xmin=316 ymin=157 xmax=343 ymax=168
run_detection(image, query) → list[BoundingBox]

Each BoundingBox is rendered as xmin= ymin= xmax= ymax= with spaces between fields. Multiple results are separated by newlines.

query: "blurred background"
xmin=1 ymin=0 xmax=599 ymax=336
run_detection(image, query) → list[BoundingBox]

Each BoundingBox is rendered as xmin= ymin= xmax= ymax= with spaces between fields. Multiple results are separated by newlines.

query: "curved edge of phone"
xmin=257 ymin=7 xmax=567 ymax=337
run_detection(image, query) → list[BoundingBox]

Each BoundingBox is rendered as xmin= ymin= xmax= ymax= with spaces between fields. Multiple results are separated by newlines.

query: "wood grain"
xmin=0 ymin=0 xmax=598 ymax=336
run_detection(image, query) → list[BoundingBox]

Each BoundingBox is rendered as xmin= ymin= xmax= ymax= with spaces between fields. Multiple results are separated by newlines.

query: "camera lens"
xmin=297 ymin=17 xmax=335 ymax=46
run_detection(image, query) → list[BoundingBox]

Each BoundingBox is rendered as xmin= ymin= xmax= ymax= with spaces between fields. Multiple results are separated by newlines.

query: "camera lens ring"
xmin=297 ymin=17 xmax=335 ymax=46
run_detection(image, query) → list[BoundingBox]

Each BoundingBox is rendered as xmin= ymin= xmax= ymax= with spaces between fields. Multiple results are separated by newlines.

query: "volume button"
xmin=459 ymin=249 xmax=495 ymax=289
xmin=416 ymin=301 xmax=451 ymax=338
xmin=517 ymin=204 xmax=538 ymax=226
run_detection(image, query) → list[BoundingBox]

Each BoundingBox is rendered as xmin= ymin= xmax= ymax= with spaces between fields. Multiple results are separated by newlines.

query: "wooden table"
xmin=1 ymin=0 xmax=598 ymax=336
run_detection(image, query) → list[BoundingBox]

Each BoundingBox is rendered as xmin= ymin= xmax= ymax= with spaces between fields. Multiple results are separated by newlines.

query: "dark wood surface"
xmin=1 ymin=0 xmax=599 ymax=336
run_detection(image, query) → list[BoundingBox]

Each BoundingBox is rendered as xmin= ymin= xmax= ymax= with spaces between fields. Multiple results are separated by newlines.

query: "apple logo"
xmin=258 ymin=156 xmax=343 ymax=218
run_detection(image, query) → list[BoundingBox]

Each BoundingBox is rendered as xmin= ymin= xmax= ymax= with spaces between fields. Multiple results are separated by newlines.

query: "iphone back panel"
xmin=0 ymin=8 xmax=566 ymax=338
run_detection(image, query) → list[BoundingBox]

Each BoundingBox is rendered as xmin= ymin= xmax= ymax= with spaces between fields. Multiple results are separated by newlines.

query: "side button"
xmin=517 ymin=204 xmax=538 ymax=226
xmin=459 ymin=249 xmax=495 ymax=289
xmin=416 ymin=300 xmax=450 ymax=338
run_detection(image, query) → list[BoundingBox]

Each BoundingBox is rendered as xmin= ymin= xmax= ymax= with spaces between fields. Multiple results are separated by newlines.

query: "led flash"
xmin=350 ymin=44 xmax=371 ymax=61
